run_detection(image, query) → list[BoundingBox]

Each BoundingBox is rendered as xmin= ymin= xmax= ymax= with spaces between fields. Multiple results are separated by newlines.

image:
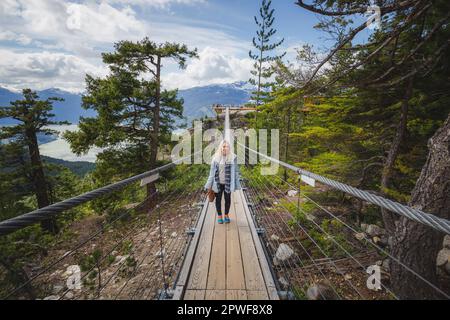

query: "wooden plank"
xmin=247 ymin=290 xmax=269 ymax=300
xmin=207 ymin=208 xmax=226 ymax=289
xmin=238 ymin=225 xmax=267 ymax=291
xmin=184 ymin=290 xmax=205 ymax=300
xmin=186 ymin=203 xmax=216 ymax=290
xmin=205 ymin=290 xmax=226 ymax=300
xmin=226 ymin=290 xmax=247 ymax=300
xmin=174 ymin=200 xmax=210 ymax=300
xmin=234 ymin=190 xmax=249 ymax=228
xmin=226 ymin=199 xmax=246 ymax=290
xmin=239 ymin=190 xmax=279 ymax=300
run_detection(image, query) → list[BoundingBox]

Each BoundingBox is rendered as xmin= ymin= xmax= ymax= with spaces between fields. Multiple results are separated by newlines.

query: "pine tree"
xmin=249 ymin=0 xmax=285 ymax=106
xmin=0 ymin=89 xmax=68 ymax=233
xmin=65 ymin=38 xmax=198 ymax=210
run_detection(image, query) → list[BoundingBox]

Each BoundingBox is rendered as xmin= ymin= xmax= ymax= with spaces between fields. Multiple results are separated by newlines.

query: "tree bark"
xmin=380 ymin=79 xmax=413 ymax=234
xmin=390 ymin=112 xmax=450 ymax=299
xmin=146 ymin=56 xmax=161 ymax=212
xmin=25 ymin=128 xmax=56 ymax=233
xmin=283 ymin=107 xmax=291 ymax=181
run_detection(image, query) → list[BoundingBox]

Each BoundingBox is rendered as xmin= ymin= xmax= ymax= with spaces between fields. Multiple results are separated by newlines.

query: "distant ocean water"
xmin=39 ymin=125 xmax=101 ymax=163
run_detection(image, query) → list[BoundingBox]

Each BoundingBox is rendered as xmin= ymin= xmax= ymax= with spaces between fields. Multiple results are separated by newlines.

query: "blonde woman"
xmin=204 ymin=140 xmax=241 ymax=224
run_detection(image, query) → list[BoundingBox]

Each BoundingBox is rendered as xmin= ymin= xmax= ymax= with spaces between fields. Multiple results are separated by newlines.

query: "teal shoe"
xmin=217 ymin=217 xmax=224 ymax=224
xmin=224 ymin=216 xmax=230 ymax=224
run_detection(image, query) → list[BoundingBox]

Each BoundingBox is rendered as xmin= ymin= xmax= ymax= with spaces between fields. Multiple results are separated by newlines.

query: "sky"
xmin=0 ymin=0 xmax=370 ymax=93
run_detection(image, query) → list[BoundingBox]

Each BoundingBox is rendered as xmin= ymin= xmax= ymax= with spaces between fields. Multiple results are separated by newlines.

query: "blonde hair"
xmin=213 ymin=140 xmax=235 ymax=163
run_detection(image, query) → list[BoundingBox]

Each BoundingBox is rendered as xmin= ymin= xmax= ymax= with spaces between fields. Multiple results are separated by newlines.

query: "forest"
xmin=0 ymin=0 xmax=449 ymax=301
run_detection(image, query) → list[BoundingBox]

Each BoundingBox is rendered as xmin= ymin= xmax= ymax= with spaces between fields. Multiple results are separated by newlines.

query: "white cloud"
xmin=163 ymin=47 xmax=253 ymax=89
xmin=65 ymin=2 xmax=146 ymax=43
xmin=110 ymin=0 xmax=206 ymax=9
xmin=0 ymin=0 xmax=251 ymax=91
xmin=0 ymin=30 xmax=32 ymax=45
xmin=0 ymin=0 xmax=21 ymax=16
xmin=0 ymin=49 xmax=107 ymax=92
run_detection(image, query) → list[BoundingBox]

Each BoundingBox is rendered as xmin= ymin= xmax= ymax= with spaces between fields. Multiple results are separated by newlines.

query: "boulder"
xmin=306 ymin=283 xmax=339 ymax=300
xmin=436 ymin=249 xmax=450 ymax=267
xmin=443 ymin=235 xmax=450 ymax=249
xmin=65 ymin=292 xmax=74 ymax=299
xmin=445 ymin=262 xmax=450 ymax=276
xmin=278 ymin=277 xmax=289 ymax=289
xmin=287 ymin=190 xmax=298 ymax=197
xmin=273 ymin=243 xmax=294 ymax=266
xmin=113 ymin=255 xmax=129 ymax=266
xmin=354 ymin=233 xmax=365 ymax=241
xmin=270 ymin=234 xmax=280 ymax=242
xmin=373 ymin=236 xmax=381 ymax=244
xmin=366 ymin=224 xmax=385 ymax=237
xmin=43 ymin=295 xmax=60 ymax=300
xmin=63 ymin=265 xmax=80 ymax=277
xmin=360 ymin=223 xmax=368 ymax=233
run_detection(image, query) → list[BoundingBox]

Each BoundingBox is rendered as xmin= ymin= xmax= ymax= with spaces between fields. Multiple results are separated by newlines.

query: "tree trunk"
xmin=380 ymin=79 xmax=413 ymax=234
xmin=25 ymin=128 xmax=57 ymax=234
xmin=390 ymin=112 xmax=450 ymax=299
xmin=283 ymin=107 xmax=291 ymax=181
xmin=146 ymin=56 xmax=161 ymax=212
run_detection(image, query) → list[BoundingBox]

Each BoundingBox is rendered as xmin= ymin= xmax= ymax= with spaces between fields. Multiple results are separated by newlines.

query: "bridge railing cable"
xmin=0 ymin=153 xmax=196 ymax=237
xmin=238 ymin=142 xmax=450 ymax=235
xmin=235 ymin=133 xmax=450 ymax=299
xmin=1 ymin=154 xmax=207 ymax=300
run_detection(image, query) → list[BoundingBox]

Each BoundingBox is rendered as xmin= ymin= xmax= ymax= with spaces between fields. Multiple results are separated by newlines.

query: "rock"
xmin=287 ymin=190 xmax=298 ymax=197
xmin=436 ymin=249 xmax=450 ymax=267
xmin=445 ymin=262 xmax=450 ymax=276
xmin=306 ymin=283 xmax=339 ymax=300
xmin=443 ymin=235 xmax=450 ymax=249
xmin=344 ymin=274 xmax=352 ymax=280
xmin=171 ymin=231 xmax=178 ymax=238
xmin=273 ymin=243 xmax=294 ymax=266
xmin=354 ymin=233 xmax=365 ymax=241
xmin=270 ymin=234 xmax=280 ymax=242
xmin=366 ymin=224 xmax=385 ymax=237
xmin=278 ymin=277 xmax=289 ymax=289
xmin=360 ymin=223 xmax=368 ymax=233
xmin=114 ymin=255 xmax=129 ymax=266
xmin=65 ymin=292 xmax=74 ymax=299
xmin=63 ymin=265 xmax=80 ymax=277
xmin=373 ymin=236 xmax=381 ymax=244
xmin=43 ymin=295 xmax=60 ymax=300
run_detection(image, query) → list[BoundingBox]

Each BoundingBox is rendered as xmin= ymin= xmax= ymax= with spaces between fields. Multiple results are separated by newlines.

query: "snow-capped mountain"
xmin=0 ymin=81 xmax=254 ymax=126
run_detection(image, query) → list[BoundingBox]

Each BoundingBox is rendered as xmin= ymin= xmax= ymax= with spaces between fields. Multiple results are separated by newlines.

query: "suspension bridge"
xmin=0 ymin=107 xmax=449 ymax=300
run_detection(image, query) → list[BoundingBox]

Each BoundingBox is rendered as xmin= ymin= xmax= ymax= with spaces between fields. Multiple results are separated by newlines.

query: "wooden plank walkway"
xmin=174 ymin=189 xmax=278 ymax=300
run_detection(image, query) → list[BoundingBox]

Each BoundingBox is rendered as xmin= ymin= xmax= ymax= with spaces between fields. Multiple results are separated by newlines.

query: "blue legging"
xmin=215 ymin=184 xmax=231 ymax=216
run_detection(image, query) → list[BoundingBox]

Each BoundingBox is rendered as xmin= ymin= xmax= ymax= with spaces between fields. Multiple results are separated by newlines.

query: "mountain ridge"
xmin=0 ymin=82 xmax=252 ymax=126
